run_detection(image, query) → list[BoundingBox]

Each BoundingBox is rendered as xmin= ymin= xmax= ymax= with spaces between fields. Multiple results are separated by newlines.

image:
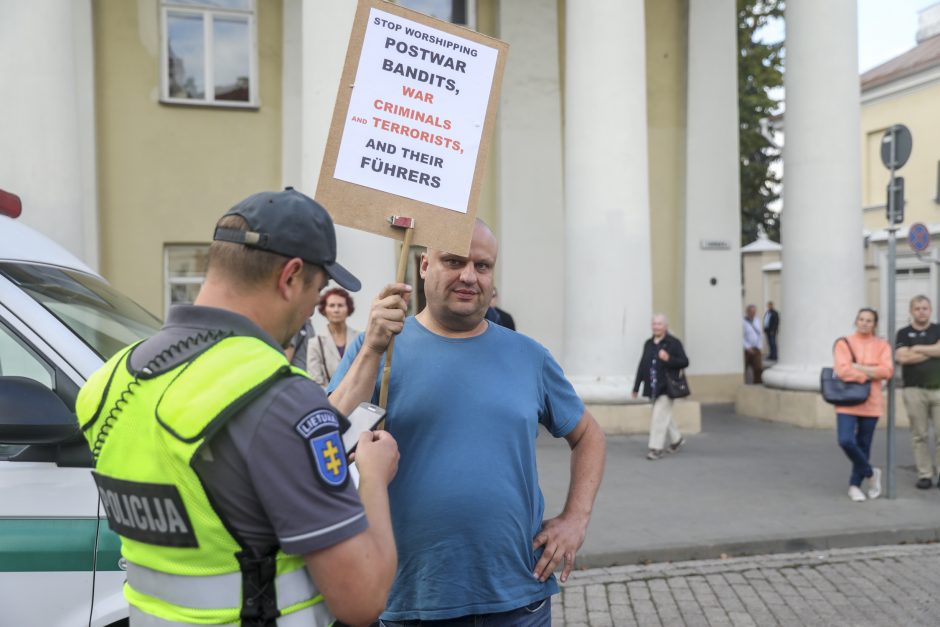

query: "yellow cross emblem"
xmin=323 ymin=440 xmax=341 ymax=476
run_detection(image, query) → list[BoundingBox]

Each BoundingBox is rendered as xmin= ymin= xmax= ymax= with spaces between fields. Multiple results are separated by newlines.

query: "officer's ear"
xmin=277 ymin=258 xmax=306 ymax=299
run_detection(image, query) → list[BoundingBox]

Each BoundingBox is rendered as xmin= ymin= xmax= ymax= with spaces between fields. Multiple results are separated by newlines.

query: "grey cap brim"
xmin=324 ymin=261 xmax=361 ymax=292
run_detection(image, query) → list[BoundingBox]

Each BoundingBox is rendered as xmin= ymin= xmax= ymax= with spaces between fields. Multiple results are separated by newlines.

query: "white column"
xmin=564 ymin=0 xmax=652 ymax=402
xmin=284 ymin=0 xmax=395 ymax=330
xmin=0 ymin=0 xmax=98 ymax=268
xmin=683 ymin=0 xmax=743 ymax=376
xmin=496 ymin=0 xmax=565 ymax=357
xmin=762 ymin=0 xmax=864 ymax=390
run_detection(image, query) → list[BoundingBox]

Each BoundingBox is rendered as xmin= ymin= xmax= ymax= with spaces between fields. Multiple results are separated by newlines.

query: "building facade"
xmin=2 ymin=0 xmax=866 ymax=416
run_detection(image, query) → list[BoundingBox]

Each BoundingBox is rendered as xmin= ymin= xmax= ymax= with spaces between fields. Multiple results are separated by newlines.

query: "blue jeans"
xmin=837 ymin=413 xmax=877 ymax=487
xmin=379 ymin=598 xmax=551 ymax=627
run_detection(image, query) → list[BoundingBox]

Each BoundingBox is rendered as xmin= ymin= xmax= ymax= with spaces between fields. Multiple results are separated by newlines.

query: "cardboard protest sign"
xmin=316 ymin=0 xmax=508 ymax=255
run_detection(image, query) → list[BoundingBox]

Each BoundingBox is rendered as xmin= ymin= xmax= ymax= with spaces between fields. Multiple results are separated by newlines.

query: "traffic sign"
xmin=881 ymin=124 xmax=912 ymax=170
xmin=887 ymin=176 xmax=905 ymax=224
xmin=908 ymin=222 xmax=930 ymax=253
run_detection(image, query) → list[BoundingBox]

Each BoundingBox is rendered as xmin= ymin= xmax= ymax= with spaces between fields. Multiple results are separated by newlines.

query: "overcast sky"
xmin=756 ymin=1 xmax=938 ymax=73
xmin=858 ymin=0 xmax=938 ymax=72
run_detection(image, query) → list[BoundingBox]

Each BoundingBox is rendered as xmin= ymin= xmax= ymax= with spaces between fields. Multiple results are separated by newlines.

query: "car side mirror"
xmin=0 ymin=376 xmax=81 ymax=445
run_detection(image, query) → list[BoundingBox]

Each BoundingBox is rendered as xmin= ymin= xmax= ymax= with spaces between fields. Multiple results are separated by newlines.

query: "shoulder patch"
xmin=295 ymin=409 xmax=347 ymax=489
xmin=295 ymin=409 xmax=340 ymax=437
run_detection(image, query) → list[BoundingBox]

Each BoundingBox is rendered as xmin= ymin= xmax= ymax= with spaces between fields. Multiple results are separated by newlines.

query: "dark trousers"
xmin=837 ymin=413 xmax=877 ymax=487
xmin=744 ymin=348 xmax=763 ymax=384
xmin=766 ymin=331 xmax=777 ymax=361
xmin=379 ymin=598 xmax=551 ymax=627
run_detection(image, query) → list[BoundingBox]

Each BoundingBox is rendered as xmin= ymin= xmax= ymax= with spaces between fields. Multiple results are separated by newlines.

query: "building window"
xmin=161 ymin=0 xmax=257 ymax=107
xmin=394 ymin=0 xmax=474 ymax=27
xmin=165 ymin=245 xmax=209 ymax=316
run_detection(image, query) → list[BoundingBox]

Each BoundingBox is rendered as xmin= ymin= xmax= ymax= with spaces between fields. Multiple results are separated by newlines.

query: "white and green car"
xmin=0 ymin=200 xmax=161 ymax=626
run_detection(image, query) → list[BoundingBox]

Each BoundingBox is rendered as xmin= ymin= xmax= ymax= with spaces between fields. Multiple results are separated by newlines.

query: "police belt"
xmin=126 ymin=560 xmax=329 ymax=623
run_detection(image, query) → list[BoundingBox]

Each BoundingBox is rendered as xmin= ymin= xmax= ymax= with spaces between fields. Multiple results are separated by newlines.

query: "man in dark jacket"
xmin=764 ymin=301 xmax=780 ymax=361
xmin=631 ymin=314 xmax=690 ymax=460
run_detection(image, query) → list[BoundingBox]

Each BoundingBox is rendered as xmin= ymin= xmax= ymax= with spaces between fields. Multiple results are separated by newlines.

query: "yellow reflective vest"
xmin=77 ymin=335 xmax=333 ymax=626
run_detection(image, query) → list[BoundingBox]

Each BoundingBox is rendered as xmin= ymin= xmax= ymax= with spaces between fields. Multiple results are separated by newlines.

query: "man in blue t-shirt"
xmin=328 ymin=220 xmax=606 ymax=625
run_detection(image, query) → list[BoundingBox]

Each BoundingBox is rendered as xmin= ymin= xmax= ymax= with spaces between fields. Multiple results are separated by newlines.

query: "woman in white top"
xmin=307 ymin=287 xmax=358 ymax=387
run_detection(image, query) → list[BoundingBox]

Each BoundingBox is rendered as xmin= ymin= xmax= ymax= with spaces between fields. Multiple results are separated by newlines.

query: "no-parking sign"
xmin=908 ymin=222 xmax=930 ymax=253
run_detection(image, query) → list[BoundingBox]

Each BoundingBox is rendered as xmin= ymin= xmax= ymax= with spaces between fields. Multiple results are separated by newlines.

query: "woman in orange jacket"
xmin=833 ymin=308 xmax=894 ymax=502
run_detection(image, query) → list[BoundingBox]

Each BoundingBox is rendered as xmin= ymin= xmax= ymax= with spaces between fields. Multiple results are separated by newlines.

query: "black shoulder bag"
xmin=820 ymin=337 xmax=871 ymax=406
xmin=662 ymin=340 xmax=691 ymax=399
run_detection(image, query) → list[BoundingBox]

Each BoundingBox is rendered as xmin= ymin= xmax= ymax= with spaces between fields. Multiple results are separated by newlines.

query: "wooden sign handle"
xmin=379 ymin=219 xmax=415 ymax=410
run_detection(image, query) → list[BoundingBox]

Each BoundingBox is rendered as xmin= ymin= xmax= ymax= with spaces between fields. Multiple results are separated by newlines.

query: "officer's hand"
xmin=352 ymin=430 xmax=399 ymax=486
xmin=363 ymin=283 xmax=412 ymax=354
xmin=658 ymin=349 xmax=670 ymax=361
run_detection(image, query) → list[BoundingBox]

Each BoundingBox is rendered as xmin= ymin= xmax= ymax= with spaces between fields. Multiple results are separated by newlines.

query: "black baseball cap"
xmin=213 ymin=187 xmax=361 ymax=291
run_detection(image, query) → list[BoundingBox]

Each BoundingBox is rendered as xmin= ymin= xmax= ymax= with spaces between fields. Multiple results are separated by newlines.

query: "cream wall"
xmin=645 ymin=0 xmax=688 ymax=338
xmin=861 ymin=78 xmax=940 ymax=231
xmin=741 ymin=249 xmax=781 ymax=313
xmin=93 ymin=0 xmax=283 ymax=314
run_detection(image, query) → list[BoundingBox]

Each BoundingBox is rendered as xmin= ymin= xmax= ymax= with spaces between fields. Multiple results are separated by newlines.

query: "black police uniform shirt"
xmin=895 ymin=322 xmax=940 ymax=389
xmin=128 ymin=305 xmax=366 ymax=556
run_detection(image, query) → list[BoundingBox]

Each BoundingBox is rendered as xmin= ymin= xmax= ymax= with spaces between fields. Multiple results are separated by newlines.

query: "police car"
xmin=0 ymin=191 xmax=162 ymax=626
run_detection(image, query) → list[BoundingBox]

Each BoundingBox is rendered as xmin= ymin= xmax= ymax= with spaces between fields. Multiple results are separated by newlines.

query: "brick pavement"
xmin=553 ymin=543 xmax=940 ymax=626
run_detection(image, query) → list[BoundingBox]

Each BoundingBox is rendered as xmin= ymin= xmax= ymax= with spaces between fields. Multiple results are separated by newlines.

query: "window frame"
xmin=159 ymin=0 xmax=259 ymax=109
xmin=394 ymin=0 xmax=476 ymax=28
xmin=164 ymin=244 xmax=209 ymax=317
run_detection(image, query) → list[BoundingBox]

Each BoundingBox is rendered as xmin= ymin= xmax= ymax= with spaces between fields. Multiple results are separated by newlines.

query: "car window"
xmin=0 ymin=262 xmax=161 ymax=360
xmin=0 ymin=320 xmax=55 ymax=459
xmin=0 ymin=322 xmax=55 ymax=388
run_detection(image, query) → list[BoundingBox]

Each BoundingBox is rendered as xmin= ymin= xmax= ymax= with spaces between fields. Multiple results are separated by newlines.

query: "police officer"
xmin=77 ymin=188 xmax=409 ymax=626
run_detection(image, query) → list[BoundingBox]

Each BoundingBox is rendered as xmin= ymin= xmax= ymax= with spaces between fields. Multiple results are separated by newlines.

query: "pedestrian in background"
xmin=632 ymin=314 xmax=688 ymax=460
xmin=484 ymin=286 xmax=516 ymax=330
xmin=307 ymin=286 xmax=358 ymax=387
xmin=285 ymin=317 xmax=313 ymax=369
xmin=894 ymin=294 xmax=940 ymax=490
xmin=834 ymin=308 xmax=893 ymax=502
xmin=764 ymin=301 xmax=779 ymax=361
xmin=743 ymin=304 xmax=763 ymax=383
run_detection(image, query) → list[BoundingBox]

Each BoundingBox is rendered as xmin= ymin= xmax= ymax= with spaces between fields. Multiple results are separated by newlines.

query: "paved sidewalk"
xmin=537 ymin=403 xmax=940 ymax=568
xmin=554 ymin=543 xmax=940 ymax=626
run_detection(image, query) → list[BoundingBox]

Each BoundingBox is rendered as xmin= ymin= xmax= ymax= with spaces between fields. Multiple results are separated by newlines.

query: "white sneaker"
xmin=868 ymin=467 xmax=882 ymax=500
xmin=848 ymin=486 xmax=867 ymax=502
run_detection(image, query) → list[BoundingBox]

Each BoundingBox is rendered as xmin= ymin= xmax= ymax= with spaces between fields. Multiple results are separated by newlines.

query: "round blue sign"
xmin=908 ymin=222 xmax=930 ymax=253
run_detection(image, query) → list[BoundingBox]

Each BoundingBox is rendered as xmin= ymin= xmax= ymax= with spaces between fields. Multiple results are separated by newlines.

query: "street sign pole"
xmin=880 ymin=123 xmax=911 ymax=499
xmin=886 ymin=128 xmax=898 ymax=500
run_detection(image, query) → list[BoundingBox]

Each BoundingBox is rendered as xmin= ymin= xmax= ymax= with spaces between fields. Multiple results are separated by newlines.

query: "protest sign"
xmin=316 ymin=0 xmax=507 ymax=255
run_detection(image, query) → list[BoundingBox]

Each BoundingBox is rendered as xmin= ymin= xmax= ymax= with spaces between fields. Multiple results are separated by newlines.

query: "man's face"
xmin=911 ymin=299 xmax=932 ymax=326
xmin=746 ymin=306 xmax=756 ymax=319
xmin=651 ymin=317 xmax=667 ymax=337
xmin=420 ymin=222 xmax=497 ymax=332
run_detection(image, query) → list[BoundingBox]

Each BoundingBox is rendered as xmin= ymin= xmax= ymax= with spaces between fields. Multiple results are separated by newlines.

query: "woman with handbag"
xmin=833 ymin=308 xmax=893 ymax=502
xmin=307 ymin=287 xmax=359 ymax=387
xmin=632 ymin=314 xmax=690 ymax=460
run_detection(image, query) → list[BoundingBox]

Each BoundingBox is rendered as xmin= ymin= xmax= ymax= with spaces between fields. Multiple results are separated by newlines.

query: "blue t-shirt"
xmin=328 ymin=318 xmax=584 ymax=620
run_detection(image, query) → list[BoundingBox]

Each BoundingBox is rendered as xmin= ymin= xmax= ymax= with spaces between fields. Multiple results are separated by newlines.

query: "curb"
xmin=574 ymin=526 xmax=940 ymax=569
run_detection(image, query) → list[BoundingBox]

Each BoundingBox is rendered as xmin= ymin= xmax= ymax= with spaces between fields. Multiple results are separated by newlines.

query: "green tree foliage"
xmin=738 ymin=0 xmax=784 ymax=245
